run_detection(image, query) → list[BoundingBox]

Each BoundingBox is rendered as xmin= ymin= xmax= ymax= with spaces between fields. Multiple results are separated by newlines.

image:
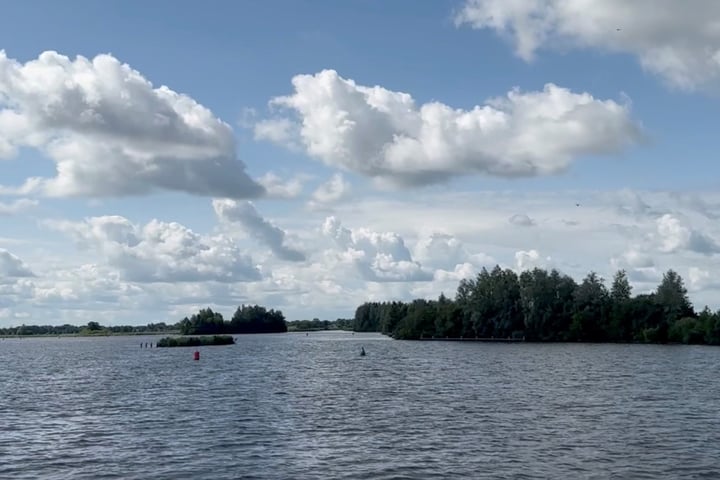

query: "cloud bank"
xmin=45 ymin=215 xmax=261 ymax=282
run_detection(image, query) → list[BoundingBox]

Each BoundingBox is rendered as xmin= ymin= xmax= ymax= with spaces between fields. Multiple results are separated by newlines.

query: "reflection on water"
xmin=1 ymin=332 xmax=719 ymax=479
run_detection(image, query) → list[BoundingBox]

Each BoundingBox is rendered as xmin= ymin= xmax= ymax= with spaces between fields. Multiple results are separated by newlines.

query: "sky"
xmin=2 ymin=0 xmax=720 ymax=326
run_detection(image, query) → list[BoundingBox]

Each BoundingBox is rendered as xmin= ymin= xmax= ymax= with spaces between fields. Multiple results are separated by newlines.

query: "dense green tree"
xmin=655 ymin=270 xmax=694 ymax=333
xmin=176 ymin=305 xmax=286 ymax=335
xmin=700 ymin=307 xmax=720 ymax=345
xmin=608 ymin=270 xmax=633 ymax=341
xmin=570 ymin=272 xmax=609 ymax=342
xmin=230 ymin=304 xmax=287 ymax=333
xmin=349 ymin=265 xmax=720 ymax=346
xmin=179 ymin=307 xmax=225 ymax=335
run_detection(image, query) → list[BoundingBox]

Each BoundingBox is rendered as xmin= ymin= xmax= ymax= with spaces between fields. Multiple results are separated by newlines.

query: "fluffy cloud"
xmin=32 ymin=264 xmax=143 ymax=307
xmin=0 ymin=50 xmax=263 ymax=198
xmin=610 ymin=247 xmax=661 ymax=285
xmin=0 ymin=249 xmax=34 ymax=278
xmin=257 ymin=172 xmax=305 ymax=199
xmin=515 ymin=249 xmax=551 ymax=271
xmin=257 ymin=69 xmax=641 ymax=187
xmin=253 ymin=118 xmax=301 ymax=150
xmin=612 ymin=248 xmax=655 ymax=270
xmin=413 ymin=232 xmax=489 ymax=271
xmin=688 ymin=267 xmax=720 ymax=293
xmin=322 ymin=216 xmax=433 ymax=282
xmin=308 ymin=173 xmax=351 ymax=210
xmin=655 ymin=214 xmax=720 ymax=255
xmin=320 ymin=220 xmax=492 ymax=286
xmin=45 ymin=215 xmax=261 ymax=282
xmin=212 ymin=199 xmax=306 ymax=261
xmin=454 ymin=0 xmax=720 ymax=91
xmin=6 ymin=188 xmax=720 ymax=325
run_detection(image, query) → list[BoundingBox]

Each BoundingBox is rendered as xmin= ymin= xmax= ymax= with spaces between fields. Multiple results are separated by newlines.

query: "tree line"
xmin=352 ymin=266 xmax=720 ymax=344
xmin=0 ymin=304 xmax=287 ymax=336
xmin=0 ymin=322 xmax=175 ymax=337
xmin=287 ymin=317 xmax=354 ymax=331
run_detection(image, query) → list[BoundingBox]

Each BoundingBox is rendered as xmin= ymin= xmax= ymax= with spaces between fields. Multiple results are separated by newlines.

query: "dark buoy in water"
xmin=193 ymin=350 xmax=200 ymax=361
xmin=360 ymin=346 xmax=366 ymax=356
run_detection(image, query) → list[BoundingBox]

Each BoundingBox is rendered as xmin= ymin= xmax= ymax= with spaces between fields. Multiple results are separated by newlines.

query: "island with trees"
xmin=351 ymin=267 xmax=720 ymax=345
xmin=177 ymin=304 xmax=287 ymax=335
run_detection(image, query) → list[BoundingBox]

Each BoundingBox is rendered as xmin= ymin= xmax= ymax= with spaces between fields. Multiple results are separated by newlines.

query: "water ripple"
xmin=1 ymin=334 xmax=719 ymax=478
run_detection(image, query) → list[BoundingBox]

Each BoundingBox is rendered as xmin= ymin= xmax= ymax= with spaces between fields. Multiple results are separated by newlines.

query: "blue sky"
xmin=2 ymin=0 xmax=720 ymax=325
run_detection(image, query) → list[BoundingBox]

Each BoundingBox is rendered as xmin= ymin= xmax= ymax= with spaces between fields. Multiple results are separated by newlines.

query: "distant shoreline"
xmin=421 ymin=337 xmax=524 ymax=343
xmin=0 ymin=330 xmax=352 ymax=338
xmin=0 ymin=331 xmax=179 ymax=339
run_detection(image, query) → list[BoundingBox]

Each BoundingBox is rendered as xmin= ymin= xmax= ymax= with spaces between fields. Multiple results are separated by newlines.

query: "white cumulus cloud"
xmin=256 ymin=69 xmax=641 ymax=187
xmin=455 ymin=0 xmax=720 ymax=91
xmin=515 ymin=249 xmax=551 ymax=271
xmin=212 ymin=199 xmax=306 ymax=262
xmin=414 ymin=233 xmax=474 ymax=271
xmin=0 ymin=249 xmax=34 ymax=278
xmin=0 ymin=50 xmax=263 ymax=199
xmin=322 ymin=216 xmax=433 ymax=282
xmin=688 ymin=267 xmax=720 ymax=292
xmin=308 ymin=173 xmax=351 ymax=210
xmin=256 ymin=172 xmax=305 ymax=199
xmin=253 ymin=118 xmax=302 ymax=150
xmin=45 ymin=215 xmax=261 ymax=282
xmin=656 ymin=214 xmax=720 ymax=255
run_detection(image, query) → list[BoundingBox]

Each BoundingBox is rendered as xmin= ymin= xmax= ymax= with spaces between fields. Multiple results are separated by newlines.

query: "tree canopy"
xmin=352 ymin=266 xmax=720 ymax=345
xmin=178 ymin=305 xmax=287 ymax=335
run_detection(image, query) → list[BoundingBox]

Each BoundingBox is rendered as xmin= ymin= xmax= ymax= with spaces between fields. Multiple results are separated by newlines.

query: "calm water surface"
xmin=1 ymin=332 xmax=719 ymax=479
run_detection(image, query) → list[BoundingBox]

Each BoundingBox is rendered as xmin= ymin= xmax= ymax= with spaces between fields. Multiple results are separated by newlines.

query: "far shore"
xmin=0 ymin=331 xmax=180 ymax=339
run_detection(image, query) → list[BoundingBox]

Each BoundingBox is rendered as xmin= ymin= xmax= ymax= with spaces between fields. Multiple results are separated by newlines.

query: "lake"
xmin=1 ymin=332 xmax=719 ymax=479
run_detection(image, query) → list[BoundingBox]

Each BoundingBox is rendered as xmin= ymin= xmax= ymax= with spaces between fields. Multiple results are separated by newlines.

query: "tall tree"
xmin=608 ymin=270 xmax=633 ymax=341
xmin=655 ymin=269 xmax=694 ymax=341
xmin=570 ymin=272 xmax=609 ymax=341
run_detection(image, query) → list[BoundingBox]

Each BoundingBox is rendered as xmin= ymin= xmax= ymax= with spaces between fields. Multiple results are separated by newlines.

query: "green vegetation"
xmin=353 ymin=266 xmax=720 ymax=345
xmin=287 ymin=317 xmax=354 ymax=331
xmin=0 ymin=321 xmax=177 ymax=337
xmin=178 ymin=305 xmax=287 ymax=335
xmin=156 ymin=335 xmax=235 ymax=347
xmin=1 ymin=303 xmax=285 ymax=337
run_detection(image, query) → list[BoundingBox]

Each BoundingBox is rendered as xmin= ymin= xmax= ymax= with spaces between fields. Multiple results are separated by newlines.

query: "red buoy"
xmin=193 ymin=350 xmax=200 ymax=361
